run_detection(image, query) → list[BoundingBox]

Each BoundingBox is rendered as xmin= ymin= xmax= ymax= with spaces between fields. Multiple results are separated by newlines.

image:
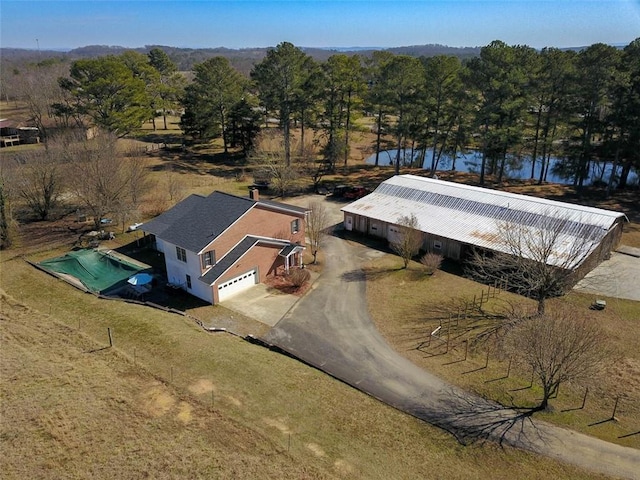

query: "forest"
xmin=1 ymin=39 xmax=639 ymax=207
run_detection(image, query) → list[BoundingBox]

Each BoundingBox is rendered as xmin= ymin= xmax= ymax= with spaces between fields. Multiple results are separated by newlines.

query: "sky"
xmin=1 ymin=0 xmax=639 ymax=51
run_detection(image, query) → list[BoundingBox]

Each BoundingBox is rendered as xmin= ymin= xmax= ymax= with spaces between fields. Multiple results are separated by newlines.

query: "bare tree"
xmin=65 ymin=131 xmax=151 ymax=229
xmin=468 ymin=214 xmax=601 ymax=315
xmin=306 ymin=201 xmax=330 ymax=264
xmin=249 ymin=130 xmax=300 ymax=197
xmin=390 ymin=214 xmax=423 ymax=269
xmin=0 ymin=164 xmax=17 ymax=249
xmin=420 ymin=252 xmax=443 ymax=275
xmin=506 ymin=308 xmax=613 ymax=411
xmin=13 ymin=141 xmax=67 ymax=220
xmin=12 ymin=61 xmax=69 ymax=139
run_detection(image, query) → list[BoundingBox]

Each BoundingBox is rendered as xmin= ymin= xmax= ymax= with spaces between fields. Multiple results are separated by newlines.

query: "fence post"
xmin=611 ymin=396 xmax=619 ymax=420
xmin=581 ymin=387 xmax=589 ymax=409
xmin=464 ymin=340 xmax=468 ymax=361
xmin=506 ymin=358 xmax=512 ymax=378
xmin=108 ymin=327 xmax=113 ymax=347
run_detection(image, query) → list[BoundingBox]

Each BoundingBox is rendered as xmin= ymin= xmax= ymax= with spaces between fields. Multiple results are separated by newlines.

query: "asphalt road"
xmin=262 ymin=232 xmax=640 ymax=480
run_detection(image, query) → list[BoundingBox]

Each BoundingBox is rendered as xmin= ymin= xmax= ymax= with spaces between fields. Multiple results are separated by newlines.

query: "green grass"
xmin=365 ymin=254 xmax=640 ymax=449
xmin=0 ymin=253 xmax=611 ymax=479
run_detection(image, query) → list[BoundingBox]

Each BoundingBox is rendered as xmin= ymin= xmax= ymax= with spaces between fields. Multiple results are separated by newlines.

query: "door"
xmin=345 ymin=215 xmax=353 ymax=231
xmin=217 ymin=269 xmax=257 ymax=302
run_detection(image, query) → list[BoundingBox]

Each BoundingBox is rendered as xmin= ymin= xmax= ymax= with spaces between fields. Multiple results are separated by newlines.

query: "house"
xmin=141 ymin=189 xmax=308 ymax=304
xmin=341 ymin=174 xmax=626 ymax=278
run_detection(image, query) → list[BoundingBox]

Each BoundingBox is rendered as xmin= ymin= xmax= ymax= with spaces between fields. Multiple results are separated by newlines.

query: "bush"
xmin=287 ymin=268 xmax=310 ymax=288
xmin=420 ymin=253 xmax=443 ymax=275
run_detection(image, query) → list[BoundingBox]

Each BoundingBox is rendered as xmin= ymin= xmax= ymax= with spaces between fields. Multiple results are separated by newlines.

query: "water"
xmin=365 ymin=148 xmax=639 ymax=187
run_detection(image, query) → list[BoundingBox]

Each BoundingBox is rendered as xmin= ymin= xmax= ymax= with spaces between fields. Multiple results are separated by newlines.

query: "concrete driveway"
xmin=261 ymin=229 xmax=640 ymax=480
xmin=574 ymin=249 xmax=640 ymax=301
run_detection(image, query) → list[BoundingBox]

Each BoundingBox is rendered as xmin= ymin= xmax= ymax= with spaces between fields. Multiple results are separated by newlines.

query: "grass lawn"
xmin=364 ymin=253 xmax=640 ymax=449
xmin=0 ymin=253 xmax=611 ymax=480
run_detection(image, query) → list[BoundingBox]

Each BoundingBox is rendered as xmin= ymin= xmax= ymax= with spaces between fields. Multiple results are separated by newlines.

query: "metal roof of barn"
xmin=341 ymin=175 xmax=626 ymax=268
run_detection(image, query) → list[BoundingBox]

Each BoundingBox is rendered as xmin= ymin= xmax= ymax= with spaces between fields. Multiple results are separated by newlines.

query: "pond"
xmin=365 ymin=149 xmax=639 ymax=187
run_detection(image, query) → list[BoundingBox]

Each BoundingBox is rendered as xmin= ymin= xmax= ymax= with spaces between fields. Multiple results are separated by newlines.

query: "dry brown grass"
xmin=365 ymin=255 xmax=640 ymax=449
xmin=0 ymin=255 xmax=610 ymax=480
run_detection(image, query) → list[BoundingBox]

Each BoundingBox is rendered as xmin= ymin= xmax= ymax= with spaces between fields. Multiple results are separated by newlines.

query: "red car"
xmin=343 ymin=186 xmax=369 ymax=199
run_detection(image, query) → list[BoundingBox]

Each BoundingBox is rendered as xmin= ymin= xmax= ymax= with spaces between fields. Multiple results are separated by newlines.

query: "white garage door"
xmin=217 ymin=269 xmax=257 ymax=302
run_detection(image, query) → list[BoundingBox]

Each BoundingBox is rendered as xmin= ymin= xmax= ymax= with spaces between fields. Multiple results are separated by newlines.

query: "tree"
xmin=421 ymin=55 xmax=467 ymax=175
xmin=604 ymin=38 xmax=640 ymax=193
xmin=306 ymin=201 xmax=330 ymax=264
xmin=227 ymin=97 xmax=262 ymax=154
xmin=320 ymin=54 xmax=366 ymax=168
xmin=147 ymin=48 xmax=186 ymax=130
xmin=65 ymin=131 xmax=151 ymax=229
xmin=364 ymin=51 xmax=394 ymax=167
xmin=566 ymin=44 xmax=621 ymax=190
xmin=181 ymin=57 xmax=246 ymax=148
xmin=13 ymin=140 xmax=66 ymax=220
xmin=390 ymin=214 xmax=423 ymax=268
xmin=56 ymin=55 xmax=151 ymax=136
xmin=506 ymin=308 xmax=612 ymax=411
xmin=468 ymin=41 xmax=532 ymax=185
xmin=251 ymin=42 xmax=314 ymax=166
xmin=0 ymin=164 xmax=17 ymax=250
xmin=468 ymin=214 xmax=601 ymax=315
xmin=11 ymin=59 xmax=69 ymax=140
xmin=381 ymin=56 xmax=425 ymax=175
xmin=248 ymin=130 xmax=299 ymax=197
xmin=528 ymin=48 xmax=576 ymax=184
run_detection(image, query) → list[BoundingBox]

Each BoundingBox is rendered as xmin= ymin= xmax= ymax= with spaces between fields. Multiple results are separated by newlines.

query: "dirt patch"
xmin=226 ymin=395 xmax=243 ymax=407
xmin=175 ymin=401 xmax=193 ymax=424
xmin=306 ymin=443 xmax=326 ymax=457
xmin=188 ymin=378 xmax=215 ymax=395
xmin=262 ymin=417 xmax=291 ymax=434
xmin=139 ymin=382 xmax=176 ymax=418
xmin=333 ymin=459 xmax=355 ymax=475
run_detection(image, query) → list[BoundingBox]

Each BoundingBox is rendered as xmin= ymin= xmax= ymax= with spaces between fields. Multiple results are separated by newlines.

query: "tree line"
xmin=3 ymin=39 xmax=639 ymax=193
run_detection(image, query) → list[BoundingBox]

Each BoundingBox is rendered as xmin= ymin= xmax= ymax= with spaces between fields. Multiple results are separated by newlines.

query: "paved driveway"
xmin=262 ymin=231 xmax=640 ymax=480
xmin=574 ymin=250 xmax=640 ymax=301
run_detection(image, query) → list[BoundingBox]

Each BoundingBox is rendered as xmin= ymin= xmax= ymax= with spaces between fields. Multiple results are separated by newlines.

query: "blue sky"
xmin=1 ymin=1 xmax=639 ymax=50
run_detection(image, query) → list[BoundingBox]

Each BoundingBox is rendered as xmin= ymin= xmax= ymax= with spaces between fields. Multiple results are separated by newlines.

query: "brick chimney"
xmin=249 ymin=188 xmax=259 ymax=201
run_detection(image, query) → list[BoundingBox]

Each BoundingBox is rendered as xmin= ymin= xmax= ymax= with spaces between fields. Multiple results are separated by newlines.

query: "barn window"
xmin=433 ymin=240 xmax=442 ymax=250
xmin=176 ymin=246 xmax=187 ymax=262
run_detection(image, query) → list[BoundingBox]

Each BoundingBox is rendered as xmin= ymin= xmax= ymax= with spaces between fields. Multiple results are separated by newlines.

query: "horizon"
xmin=1 ymin=1 xmax=639 ymax=52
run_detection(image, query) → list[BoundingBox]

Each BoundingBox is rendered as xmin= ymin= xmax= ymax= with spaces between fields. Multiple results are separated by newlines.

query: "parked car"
xmin=343 ymin=186 xmax=370 ymax=199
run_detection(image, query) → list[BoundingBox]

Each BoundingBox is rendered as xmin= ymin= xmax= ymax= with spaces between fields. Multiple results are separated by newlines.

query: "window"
xmin=176 ymin=246 xmax=187 ymax=262
xmin=186 ymin=274 xmax=192 ymax=289
xmin=433 ymin=240 xmax=442 ymax=250
xmin=202 ymin=250 xmax=215 ymax=269
xmin=291 ymin=218 xmax=300 ymax=234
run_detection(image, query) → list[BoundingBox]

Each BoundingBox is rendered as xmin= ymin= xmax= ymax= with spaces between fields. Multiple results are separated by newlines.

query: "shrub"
xmin=287 ymin=268 xmax=310 ymax=288
xmin=420 ymin=253 xmax=443 ymax=275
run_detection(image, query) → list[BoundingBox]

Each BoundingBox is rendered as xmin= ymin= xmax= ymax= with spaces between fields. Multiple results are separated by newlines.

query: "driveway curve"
xmin=262 ymin=232 xmax=640 ymax=480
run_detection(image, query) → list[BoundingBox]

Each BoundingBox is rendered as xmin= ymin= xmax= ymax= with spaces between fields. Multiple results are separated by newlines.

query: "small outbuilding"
xmin=341 ymin=175 xmax=626 ymax=278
